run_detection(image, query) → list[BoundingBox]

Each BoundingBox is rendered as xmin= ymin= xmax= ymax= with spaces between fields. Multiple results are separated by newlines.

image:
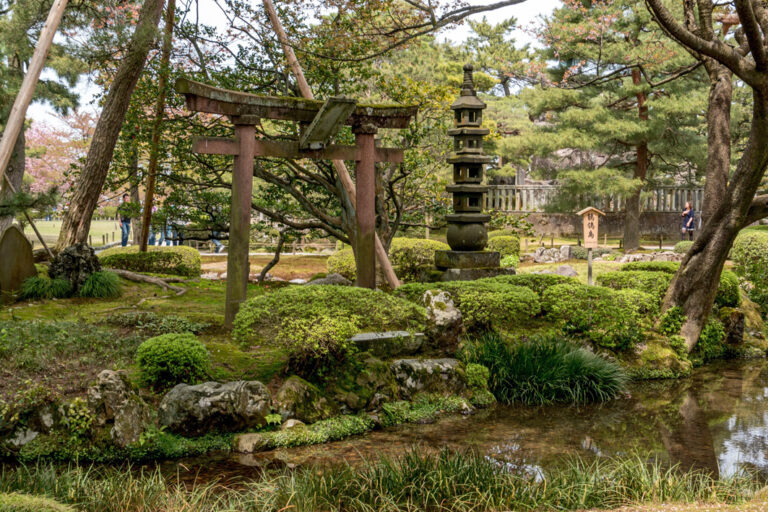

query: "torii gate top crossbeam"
xmin=176 ymin=78 xmax=417 ymax=129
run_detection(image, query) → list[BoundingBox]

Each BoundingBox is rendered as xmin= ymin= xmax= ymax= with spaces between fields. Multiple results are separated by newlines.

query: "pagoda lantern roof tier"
xmin=448 ymin=154 xmax=494 ymax=165
xmin=446 ymin=184 xmax=487 ymax=194
xmin=451 ymin=94 xmax=486 ymax=110
xmin=447 ymin=127 xmax=490 ymax=136
xmin=446 ymin=213 xmax=491 ymax=223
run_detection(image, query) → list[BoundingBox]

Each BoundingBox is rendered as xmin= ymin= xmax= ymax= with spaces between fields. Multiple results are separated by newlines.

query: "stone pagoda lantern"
xmin=435 ymin=64 xmax=510 ymax=279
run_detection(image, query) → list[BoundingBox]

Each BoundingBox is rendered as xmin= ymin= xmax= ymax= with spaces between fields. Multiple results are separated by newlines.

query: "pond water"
xmin=154 ymin=359 xmax=768 ymax=485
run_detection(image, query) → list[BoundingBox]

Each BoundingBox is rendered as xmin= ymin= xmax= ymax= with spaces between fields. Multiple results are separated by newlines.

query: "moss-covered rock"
xmin=0 ymin=493 xmax=75 ymax=512
xmin=390 ymin=359 xmax=467 ymax=400
xmin=624 ymin=338 xmax=692 ymax=380
xmin=274 ymin=376 xmax=339 ymax=423
xmin=327 ymin=355 xmax=399 ymax=412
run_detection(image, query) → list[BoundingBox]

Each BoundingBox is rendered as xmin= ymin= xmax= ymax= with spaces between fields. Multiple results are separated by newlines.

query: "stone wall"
xmin=524 ymin=212 xmax=683 ymax=239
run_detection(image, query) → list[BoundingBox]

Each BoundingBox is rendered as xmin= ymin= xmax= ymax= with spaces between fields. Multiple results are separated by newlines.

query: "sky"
xmin=26 ymin=0 xmax=561 ymax=126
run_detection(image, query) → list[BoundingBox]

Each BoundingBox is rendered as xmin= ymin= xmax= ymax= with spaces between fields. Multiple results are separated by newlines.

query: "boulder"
xmin=274 ymin=375 xmax=338 ymax=423
xmin=560 ymin=245 xmax=572 ymax=260
xmin=0 ymin=224 xmax=37 ymax=304
xmin=328 ymin=356 xmax=399 ymax=412
xmin=390 ymin=358 xmax=467 ymax=400
xmin=533 ymin=247 xmax=566 ymax=264
xmin=423 ymin=290 xmax=463 ymax=355
xmin=281 ymin=418 xmax=305 ymax=430
xmin=49 ymin=243 xmax=101 ymax=292
xmin=304 ymin=273 xmax=353 ymax=286
xmin=87 ymin=370 xmax=151 ymax=447
xmin=234 ymin=432 xmax=269 ymax=453
xmin=617 ymin=251 xmax=683 ymax=264
xmin=158 ymin=380 xmax=271 ymax=436
xmin=351 ymin=331 xmax=424 ymax=358
xmin=554 ymin=265 xmax=579 ymax=277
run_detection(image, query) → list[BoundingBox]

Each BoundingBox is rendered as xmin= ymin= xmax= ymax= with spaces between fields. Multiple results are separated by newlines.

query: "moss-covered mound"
xmin=99 ymin=245 xmax=201 ymax=277
xmin=0 ymin=493 xmax=75 ymax=512
xmin=233 ymin=285 xmax=426 ymax=344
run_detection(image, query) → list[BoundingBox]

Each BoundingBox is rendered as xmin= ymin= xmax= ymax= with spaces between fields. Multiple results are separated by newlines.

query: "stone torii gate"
xmin=175 ymin=78 xmax=416 ymax=326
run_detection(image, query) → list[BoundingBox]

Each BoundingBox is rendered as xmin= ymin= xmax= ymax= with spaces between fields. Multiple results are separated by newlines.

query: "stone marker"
xmin=0 ymin=224 xmax=37 ymax=304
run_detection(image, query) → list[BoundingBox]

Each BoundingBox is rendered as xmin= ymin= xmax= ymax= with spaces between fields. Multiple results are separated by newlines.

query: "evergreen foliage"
xmin=136 ymin=333 xmax=210 ymax=389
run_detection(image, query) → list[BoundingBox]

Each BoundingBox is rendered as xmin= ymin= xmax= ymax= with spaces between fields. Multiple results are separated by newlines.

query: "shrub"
xmin=486 ymin=235 xmax=519 ymax=258
xmin=136 ymin=333 xmax=210 ymax=388
xmin=541 ymin=284 xmax=651 ymax=350
xmin=388 ymin=238 xmax=450 ymax=282
xmin=617 ymin=263 xmax=739 ymax=308
xmin=233 ymin=285 xmax=425 ymax=344
xmin=731 ymin=230 xmax=768 ymax=311
xmin=674 ymin=241 xmax=693 ymax=253
xmin=326 ymin=248 xmax=356 ymax=281
xmin=19 ymin=277 xmax=72 ymax=300
xmin=462 ymin=333 xmax=627 ymax=405
xmin=692 ymin=317 xmax=727 ymax=364
xmin=480 ymin=273 xmax=578 ymax=295
xmin=500 ymin=254 xmax=519 ymax=268
xmin=278 ymin=315 xmax=359 ymax=379
xmin=395 ymin=281 xmax=540 ymax=332
xmin=659 ymin=306 xmax=685 ymax=337
xmin=465 ymin=363 xmax=489 ymax=390
xmin=99 ymin=246 xmax=201 ymax=277
xmin=621 ymin=261 xmax=680 ymax=274
xmin=570 ymin=246 xmax=613 ymax=260
xmin=328 ymin=238 xmax=450 ymax=282
xmin=596 ymin=271 xmax=672 ymax=303
xmin=79 ymin=271 xmax=121 ymax=298
xmin=487 ymin=228 xmax=521 ymax=239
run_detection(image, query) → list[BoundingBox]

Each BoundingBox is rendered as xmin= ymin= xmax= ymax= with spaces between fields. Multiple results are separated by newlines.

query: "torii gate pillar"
xmin=354 ymin=124 xmax=377 ymax=289
xmin=225 ymin=119 xmax=256 ymax=327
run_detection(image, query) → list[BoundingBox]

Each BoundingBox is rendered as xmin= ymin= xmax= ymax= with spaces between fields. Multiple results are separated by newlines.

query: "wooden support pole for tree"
xmin=140 ymin=0 xmax=176 ymax=252
xmin=0 ymin=0 xmax=66 ymax=259
xmin=262 ymin=0 xmax=400 ymax=289
xmin=224 ymin=123 xmax=255 ymax=328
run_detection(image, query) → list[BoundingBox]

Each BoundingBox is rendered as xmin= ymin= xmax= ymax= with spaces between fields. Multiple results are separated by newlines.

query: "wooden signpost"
xmin=577 ymin=207 xmax=605 ymax=285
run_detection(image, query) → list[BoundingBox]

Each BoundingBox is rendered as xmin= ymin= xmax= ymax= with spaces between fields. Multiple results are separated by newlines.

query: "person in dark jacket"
xmin=118 ymin=193 xmax=133 ymax=247
xmin=681 ymin=202 xmax=695 ymax=241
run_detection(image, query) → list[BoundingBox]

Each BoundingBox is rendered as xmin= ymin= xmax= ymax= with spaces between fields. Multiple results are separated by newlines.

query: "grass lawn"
xmin=200 ymin=254 xmax=329 ymax=280
xmin=517 ymin=259 xmax=624 ymax=285
xmin=0 ymin=278 xmax=289 ymax=402
xmin=23 ymin=219 xmax=120 ymax=248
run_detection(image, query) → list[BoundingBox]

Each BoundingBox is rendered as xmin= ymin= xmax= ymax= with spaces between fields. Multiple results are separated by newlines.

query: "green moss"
xmin=237 ymin=414 xmax=375 ymax=451
xmin=0 ymin=493 xmax=75 ymax=512
xmin=380 ymin=395 xmax=470 ymax=427
xmin=623 ymin=337 xmax=692 ymax=380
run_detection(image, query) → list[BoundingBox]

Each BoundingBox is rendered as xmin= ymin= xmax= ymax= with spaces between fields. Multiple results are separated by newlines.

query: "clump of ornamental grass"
xmin=462 ymin=332 xmax=628 ymax=405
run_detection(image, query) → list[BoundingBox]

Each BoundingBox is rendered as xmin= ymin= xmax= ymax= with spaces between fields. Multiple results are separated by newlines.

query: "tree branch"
xmin=735 ymin=0 xmax=768 ymax=71
xmin=743 ymin=194 xmax=768 ymax=226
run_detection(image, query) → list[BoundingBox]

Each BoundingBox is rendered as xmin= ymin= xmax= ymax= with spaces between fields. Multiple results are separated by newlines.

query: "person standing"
xmin=118 ymin=193 xmax=133 ymax=247
xmin=681 ymin=201 xmax=695 ymax=241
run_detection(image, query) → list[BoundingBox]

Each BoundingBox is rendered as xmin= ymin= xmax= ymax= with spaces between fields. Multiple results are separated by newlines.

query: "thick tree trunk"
xmin=56 ymin=0 xmax=164 ymax=249
xmin=0 ymin=128 xmax=25 ymax=233
xmin=624 ymin=68 xmax=648 ymax=251
xmin=701 ymin=63 xmax=732 ymax=223
xmin=665 ymin=89 xmax=768 ymax=351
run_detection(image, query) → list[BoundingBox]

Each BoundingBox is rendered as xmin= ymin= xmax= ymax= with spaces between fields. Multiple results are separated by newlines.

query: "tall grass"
xmin=463 ymin=333 xmax=628 ymax=405
xmin=19 ymin=277 xmax=72 ymax=300
xmin=79 ymin=271 xmax=122 ymax=298
xmin=0 ymin=450 xmax=759 ymax=512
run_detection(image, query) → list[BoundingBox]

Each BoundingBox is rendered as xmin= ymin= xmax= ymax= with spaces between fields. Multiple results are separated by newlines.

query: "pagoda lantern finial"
xmin=461 ymin=64 xmax=475 ymax=95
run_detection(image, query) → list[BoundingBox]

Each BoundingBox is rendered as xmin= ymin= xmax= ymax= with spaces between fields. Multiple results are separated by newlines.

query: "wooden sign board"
xmin=577 ymin=207 xmax=605 ymax=249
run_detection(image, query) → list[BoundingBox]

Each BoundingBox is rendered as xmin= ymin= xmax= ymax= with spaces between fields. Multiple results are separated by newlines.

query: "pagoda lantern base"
xmin=436 ymin=265 xmax=516 ymax=282
xmin=435 ymin=250 xmax=500 ymax=270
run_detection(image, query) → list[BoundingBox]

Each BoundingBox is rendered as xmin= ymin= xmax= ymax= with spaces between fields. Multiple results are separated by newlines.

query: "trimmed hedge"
xmin=98 ymin=246 xmax=201 ymax=277
xmin=618 ymin=262 xmax=740 ymax=308
xmin=674 ymin=241 xmax=693 ymax=253
xmin=486 ymin=236 xmax=519 ymax=257
xmin=388 ymin=238 xmax=450 ymax=282
xmin=732 ymin=230 xmax=768 ymax=311
xmin=327 ymin=238 xmax=450 ymax=283
xmin=479 ymin=273 xmax=578 ymax=296
xmin=596 ymin=271 xmax=672 ymax=303
xmin=233 ymin=285 xmax=426 ymax=344
xmin=541 ymin=284 xmax=654 ymax=350
xmin=488 ymin=228 xmax=520 ymax=239
xmin=395 ymin=281 xmax=540 ymax=332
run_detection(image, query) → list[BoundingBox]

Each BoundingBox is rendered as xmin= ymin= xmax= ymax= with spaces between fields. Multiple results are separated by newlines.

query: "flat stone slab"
xmin=351 ymin=331 xmax=425 ymax=358
xmin=439 ymin=267 xmax=516 ymax=282
xmin=390 ymin=358 xmax=467 ymax=400
xmin=435 ymin=250 xmax=500 ymax=270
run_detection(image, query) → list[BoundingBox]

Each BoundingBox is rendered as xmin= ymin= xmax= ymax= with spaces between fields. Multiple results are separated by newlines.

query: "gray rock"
xmin=274 ymin=375 xmax=338 ymax=423
xmin=390 ymin=358 xmax=467 ymax=400
xmin=0 ymin=224 xmax=37 ymax=304
xmin=423 ymin=290 xmax=463 ymax=355
xmin=8 ymin=428 xmax=38 ymax=448
xmin=617 ymin=251 xmax=683 ymax=263
xmin=560 ymin=245 xmax=572 ymax=260
xmin=158 ymin=380 xmax=271 ymax=436
xmin=554 ymin=265 xmax=579 ymax=277
xmin=351 ymin=331 xmax=424 ymax=358
xmin=328 ymin=356 xmax=399 ymax=411
xmin=304 ymin=273 xmax=353 ymax=286
xmin=280 ymin=419 xmax=305 ymax=430
xmin=533 ymin=247 xmax=566 ymax=264
xmin=88 ymin=370 xmax=151 ymax=447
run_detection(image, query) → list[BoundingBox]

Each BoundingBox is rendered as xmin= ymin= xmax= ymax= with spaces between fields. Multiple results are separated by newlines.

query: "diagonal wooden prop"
xmin=262 ymin=0 xmax=400 ymax=288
